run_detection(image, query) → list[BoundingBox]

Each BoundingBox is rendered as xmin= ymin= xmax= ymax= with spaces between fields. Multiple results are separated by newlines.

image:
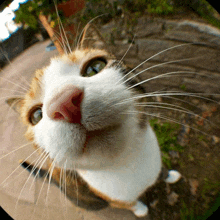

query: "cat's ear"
xmin=78 ymin=24 xmax=109 ymax=51
xmin=5 ymin=97 xmax=24 ymax=113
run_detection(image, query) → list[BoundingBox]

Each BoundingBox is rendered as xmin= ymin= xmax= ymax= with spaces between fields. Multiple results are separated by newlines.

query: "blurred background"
xmin=0 ymin=1 xmax=220 ymax=220
xmin=0 ymin=0 xmax=219 ymax=67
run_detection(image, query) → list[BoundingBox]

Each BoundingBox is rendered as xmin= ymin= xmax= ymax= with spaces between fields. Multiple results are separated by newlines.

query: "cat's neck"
xmin=77 ymin=124 xmax=162 ymax=202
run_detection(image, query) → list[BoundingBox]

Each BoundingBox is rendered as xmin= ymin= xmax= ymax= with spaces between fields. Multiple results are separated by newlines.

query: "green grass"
xmin=180 ymin=200 xmax=196 ymax=220
xmin=180 ymin=84 xmax=186 ymax=91
xmin=179 ymin=178 xmax=220 ymax=220
xmin=150 ymin=119 xmax=184 ymax=168
xmin=202 ymin=178 xmax=220 ymax=200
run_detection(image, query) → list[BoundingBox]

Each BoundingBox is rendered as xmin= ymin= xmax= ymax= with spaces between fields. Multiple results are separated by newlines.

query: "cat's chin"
xmin=53 ymin=123 xmax=124 ymax=170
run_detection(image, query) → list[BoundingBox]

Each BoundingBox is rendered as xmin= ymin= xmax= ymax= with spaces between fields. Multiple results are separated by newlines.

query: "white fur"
xmin=34 ymin=56 xmax=135 ymax=169
xmin=165 ymin=170 xmax=182 ymax=184
xmin=130 ymin=201 xmax=149 ymax=217
xmin=77 ymin=124 xmax=161 ymax=202
xmin=32 ymin=54 xmax=165 ymax=216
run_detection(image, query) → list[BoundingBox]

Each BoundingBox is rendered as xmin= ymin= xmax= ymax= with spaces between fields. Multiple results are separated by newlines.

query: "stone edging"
xmin=101 ymin=17 xmax=220 ymax=99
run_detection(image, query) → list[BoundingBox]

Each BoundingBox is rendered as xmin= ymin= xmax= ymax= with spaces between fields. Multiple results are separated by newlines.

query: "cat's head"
xmin=6 ymin=24 xmax=147 ymax=170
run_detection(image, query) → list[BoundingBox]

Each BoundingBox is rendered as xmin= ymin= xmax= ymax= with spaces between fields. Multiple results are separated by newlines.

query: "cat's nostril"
xmin=53 ymin=112 xmax=65 ymax=120
xmin=47 ymin=85 xmax=84 ymax=124
xmin=72 ymin=97 xmax=79 ymax=105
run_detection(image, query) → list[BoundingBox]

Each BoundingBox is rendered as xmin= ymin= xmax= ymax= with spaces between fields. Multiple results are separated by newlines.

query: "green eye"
xmin=29 ymin=106 xmax=42 ymax=125
xmin=83 ymin=58 xmax=106 ymax=77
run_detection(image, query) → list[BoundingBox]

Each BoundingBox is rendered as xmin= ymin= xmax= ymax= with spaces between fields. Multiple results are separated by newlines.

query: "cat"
xmin=5 ymin=24 xmax=182 ymax=218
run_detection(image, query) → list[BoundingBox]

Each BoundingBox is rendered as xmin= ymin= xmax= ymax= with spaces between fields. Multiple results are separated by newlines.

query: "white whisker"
xmin=14 ymin=151 xmax=47 ymax=217
xmin=136 ymin=101 xmax=194 ymax=112
xmin=59 ymin=166 xmax=63 ymax=200
xmin=115 ymin=91 xmax=220 ymax=107
xmin=30 ymin=165 xmax=50 ymax=220
xmin=64 ymin=160 xmax=67 ymax=203
xmin=53 ymin=27 xmax=68 ymax=54
xmin=74 ymin=162 xmax=79 ymax=206
xmin=0 ymin=142 xmax=32 ymax=160
xmin=0 ymin=48 xmax=31 ymax=88
xmin=53 ymin=0 xmax=72 ymax=54
xmin=123 ymin=57 xmax=199 ymax=86
xmin=61 ymin=166 xmax=69 ymax=219
xmin=116 ymin=36 xmax=135 ymax=69
xmin=123 ymin=110 xmax=211 ymax=136
xmin=29 ymin=153 xmax=50 ymax=191
xmin=3 ymin=155 xmax=40 ymax=188
xmin=59 ymin=165 xmax=68 ymax=219
xmin=116 ymin=43 xmax=194 ymax=85
xmin=5 ymin=97 xmax=23 ymax=124
xmin=45 ymin=160 xmax=56 ymax=205
xmin=1 ymin=146 xmax=37 ymax=187
xmin=73 ymin=22 xmax=81 ymax=49
xmin=135 ymin=103 xmax=217 ymax=127
xmin=0 ymin=76 xmax=29 ymax=92
xmin=159 ymin=95 xmax=201 ymax=109
xmin=0 ymin=88 xmax=26 ymax=94
xmin=126 ymin=71 xmax=198 ymax=90
xmin=53 ymin=31 xmax=70 ymax=54
xmin=62 ymin=160 xmax=68 ymax=219
xmin=53 ymin=0 xmax=67 ymax=54
xmin=76 ymin=13 xmax=109 ymax=49
xmin=153 ymin=91 xmax=220 ymax=102
xmin=32 ymin=151 xmax=61 ymax=218
xmin=0 ymin=95 xmax=24 ymax=103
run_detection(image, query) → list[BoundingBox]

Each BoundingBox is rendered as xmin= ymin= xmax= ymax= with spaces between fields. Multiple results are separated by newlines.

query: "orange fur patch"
xmin=20 ymin=68 xmax=44 ymax=125
xmin=88 ymin=185 xmax=136 ymax=209
xmin=25 ymin=126 xmax=34 ymax=141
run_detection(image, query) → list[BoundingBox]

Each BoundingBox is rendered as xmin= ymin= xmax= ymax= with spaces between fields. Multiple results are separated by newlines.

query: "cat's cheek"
xmin=81 ymin=85 xmax=133 ymax=131
xmin=33 ymin=118 xmax=87 ymax=166
xmin=33 ymin=120 xmax=59 ymax=159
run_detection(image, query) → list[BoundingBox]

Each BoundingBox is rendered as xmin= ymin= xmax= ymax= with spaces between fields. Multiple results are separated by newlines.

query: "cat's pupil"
xmin=84 ymin=59 xmax=106 ymax=77
xmin=30 ymin=107 xmax=42 ymax=125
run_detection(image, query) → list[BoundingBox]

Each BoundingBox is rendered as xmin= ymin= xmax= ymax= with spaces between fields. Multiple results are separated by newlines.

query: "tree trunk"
xmin=39 ymin=14 xmax=64 ymax=55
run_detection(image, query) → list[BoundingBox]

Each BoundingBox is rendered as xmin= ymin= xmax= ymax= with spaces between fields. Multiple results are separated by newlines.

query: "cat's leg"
xmin=110 ymin=200 xmax=148 ymax=217
xmin=130 ymin=201 xmax=149 ymax=217
xmin=165 ymin=170 xmax=182 ymax=184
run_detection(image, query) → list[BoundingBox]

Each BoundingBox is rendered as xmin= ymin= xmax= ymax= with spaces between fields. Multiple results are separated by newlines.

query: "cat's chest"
xmin=77 ymin=125 xmax=162 ymax=202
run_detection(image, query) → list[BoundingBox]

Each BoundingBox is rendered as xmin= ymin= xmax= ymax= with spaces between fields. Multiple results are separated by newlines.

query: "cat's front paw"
xmin=165 ymin=170 xmax=181 ymax=184
xmin=130 ymin=201 xmax=148 ymax=218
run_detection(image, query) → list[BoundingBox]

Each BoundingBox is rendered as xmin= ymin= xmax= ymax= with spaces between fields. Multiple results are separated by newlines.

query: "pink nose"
xmin=47 ymin=85 xmax=84 ymax=123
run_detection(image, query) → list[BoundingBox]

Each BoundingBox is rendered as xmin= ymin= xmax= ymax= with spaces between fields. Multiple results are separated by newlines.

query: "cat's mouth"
xmin=82 ymin=133 xmax=90 ymax=153
xmin=80 ymin=123 xmax=121 ymax=154
xmin=81 ymin=130 xmax=101 ymax=154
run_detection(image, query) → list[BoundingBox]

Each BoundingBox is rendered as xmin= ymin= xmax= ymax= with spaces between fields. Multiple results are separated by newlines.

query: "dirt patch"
xmin=139 ymin=95 xmax=220 ymax=220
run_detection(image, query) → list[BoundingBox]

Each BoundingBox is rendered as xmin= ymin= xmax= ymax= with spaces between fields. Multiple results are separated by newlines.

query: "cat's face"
xmin=13 ymin=41 xmax=144 ymax=170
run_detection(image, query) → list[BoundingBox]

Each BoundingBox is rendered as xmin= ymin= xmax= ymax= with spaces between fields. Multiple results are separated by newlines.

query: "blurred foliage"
xmin=75 ymin=0 xmax=219 ymax=29
xmin=13 ymin=0 xmax=178 ymax=30
xmin=14 ymin=0 xmax=66 ymax=29
xmin=173 ymin=0 xmax=220 ymax=28
xmin=14 ymin=0 xmax=219 ymax=32
xmin=77 ymin=0 xmax=113 ymax=25
xmin=122 ymin=0 xmax=174 ymax=15
xmin=77 ymin=0 xmax=175 ymax=24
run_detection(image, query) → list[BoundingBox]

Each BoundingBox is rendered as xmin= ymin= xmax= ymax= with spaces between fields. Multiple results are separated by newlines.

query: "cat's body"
xmin=7 ymin=24 xmax=181 ymax=217
xmin=77 ymin=122 xmax=161 ymax=215
xmin=77 ymin=123 xmax=161 ymax=201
